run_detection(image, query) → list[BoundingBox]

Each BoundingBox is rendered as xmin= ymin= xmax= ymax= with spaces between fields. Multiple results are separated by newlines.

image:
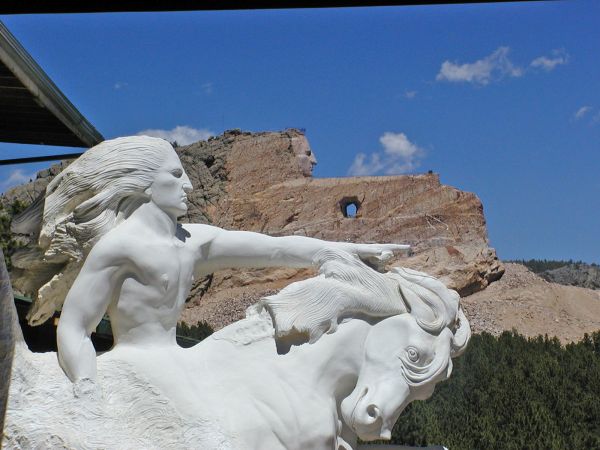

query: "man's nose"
xmin=182 ymin=173 xmax=193 ymax=192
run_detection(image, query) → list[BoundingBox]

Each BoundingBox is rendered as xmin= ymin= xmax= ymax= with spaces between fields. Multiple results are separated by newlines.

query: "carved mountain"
xmin=173 ymin=130 xmax=504 ymax=329
xmin=3 ymin=129 xmax=503 ymax=330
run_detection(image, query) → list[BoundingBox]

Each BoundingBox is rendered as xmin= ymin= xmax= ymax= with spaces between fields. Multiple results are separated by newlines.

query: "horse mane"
xmin=259 ymin=248 xmax=462 ymax=344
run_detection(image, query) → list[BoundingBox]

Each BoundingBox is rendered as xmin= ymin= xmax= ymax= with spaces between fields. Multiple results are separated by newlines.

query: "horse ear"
xmin=451 ymin=308 xmax=471 ymax=357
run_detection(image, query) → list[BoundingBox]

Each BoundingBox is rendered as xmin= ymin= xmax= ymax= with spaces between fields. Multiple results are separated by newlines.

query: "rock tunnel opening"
xmin=339 ymin=197 xmax=361 ymax=218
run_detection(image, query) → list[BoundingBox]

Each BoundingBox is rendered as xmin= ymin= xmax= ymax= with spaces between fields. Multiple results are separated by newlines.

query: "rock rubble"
xmin=462 ymin=263 xmax=600 ymax=343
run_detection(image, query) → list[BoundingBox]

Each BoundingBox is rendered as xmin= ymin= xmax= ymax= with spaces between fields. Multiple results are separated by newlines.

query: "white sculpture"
xmin=4 ymin=136 xmax=470 ymax=449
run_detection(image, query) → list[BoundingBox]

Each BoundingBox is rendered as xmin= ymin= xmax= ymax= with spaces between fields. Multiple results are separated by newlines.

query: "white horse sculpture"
xmin=4 ymin=248 xmax=470 ymax=450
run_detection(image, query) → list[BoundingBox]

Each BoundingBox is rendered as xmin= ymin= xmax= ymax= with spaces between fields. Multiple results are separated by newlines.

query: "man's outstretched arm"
xmin=182 ymin=224 xmax=409 ymax=275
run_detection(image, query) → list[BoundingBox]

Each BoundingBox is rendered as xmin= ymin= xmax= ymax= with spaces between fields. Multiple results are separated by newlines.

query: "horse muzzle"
xmin=341 ymin=380 xmax=409 ymax=441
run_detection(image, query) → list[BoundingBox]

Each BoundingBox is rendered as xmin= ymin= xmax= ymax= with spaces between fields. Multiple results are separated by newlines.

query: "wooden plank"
xmin=0 ymin=114 xmax=74 ymax=131
xmin=0 ymin=130 xmax=82 ymax=147
xmin=0 ymin=86 xmax=34 ymax=100
xmin=0 ymin=24 xmax=103 ymax=147
xmin=0 ymin=105 xmax=51 ymax=116
xmin=0 ymin=75 xmax=25 ymax=88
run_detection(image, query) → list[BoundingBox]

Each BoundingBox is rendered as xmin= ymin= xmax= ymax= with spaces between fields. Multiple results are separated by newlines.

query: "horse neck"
xmin=285 ymin=319 xmax=372 ymax=399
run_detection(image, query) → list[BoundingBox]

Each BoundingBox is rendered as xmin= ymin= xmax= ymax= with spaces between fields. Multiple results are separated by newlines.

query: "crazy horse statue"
xmin=3 ymin=136 xmax=470 ymax=449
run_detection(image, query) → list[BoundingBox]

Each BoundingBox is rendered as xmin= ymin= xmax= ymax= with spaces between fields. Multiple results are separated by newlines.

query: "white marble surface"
xmin=5 ymin=136 xmax=468 ymax=449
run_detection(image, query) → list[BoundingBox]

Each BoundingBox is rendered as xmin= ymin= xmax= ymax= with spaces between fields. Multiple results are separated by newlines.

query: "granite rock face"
xmin=4 ymin=130 xmax=503 ymax=329
xmin=174 ymin=129 xmax=503 ymax=329
xmin=2 ymin=162 xmax=67 ymax=208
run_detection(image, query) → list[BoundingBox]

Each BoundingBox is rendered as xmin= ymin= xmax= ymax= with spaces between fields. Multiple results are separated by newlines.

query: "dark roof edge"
xmin=0 ymin=21 xmax=103 ymax=148
xmin=0 ymin=1 xmax=546 ymax=15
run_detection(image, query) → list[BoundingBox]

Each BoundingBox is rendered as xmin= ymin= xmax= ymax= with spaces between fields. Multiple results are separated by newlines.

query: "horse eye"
xmin=172 ymin=169 xmax=183 ymax=178
xmin=406 ymin=347 xmax=419 ymax=362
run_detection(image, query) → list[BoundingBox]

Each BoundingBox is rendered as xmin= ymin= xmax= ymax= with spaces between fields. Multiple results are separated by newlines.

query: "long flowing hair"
xmin=40 ymin=136 xmax=173 ymax=258
xmin=14 ymin=136 xmax=174 ymax=325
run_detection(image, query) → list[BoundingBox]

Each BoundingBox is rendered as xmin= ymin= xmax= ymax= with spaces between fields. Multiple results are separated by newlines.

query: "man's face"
xmin=292 ymin=137 xmax=317 ymax=177
xmin=148 ymin=149 xmax=193 ymax=218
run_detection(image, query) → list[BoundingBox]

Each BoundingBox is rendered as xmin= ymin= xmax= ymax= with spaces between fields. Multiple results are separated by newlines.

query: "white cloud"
xmin=436 ymin=46 xmax=523 ymax=85
xmin=348 ymin=153 xmax=383 ymax=176
xmin=137 ymin=125 xmax=215 ymax=146
xmin=380 ymin=132 xmax=420 ymax=158
xmin=592 ymin=112 xmax=600 ymax=125
xmin=530 ymin=49 xmax=569 ymax=71
xmin=348 ymin=132 xmax=425 ymax=176
xmin=201 ymin=82 xmax=213 ymax=95
xmin=1 ymin=169 xmax=37 ymax=191
xmin=404 ymin=90 xmax=417 ymax=99
xmin=574 ymin=106 xmax=592 ymax=120
xmin=114 ymin=81 xmax=128 ymax=90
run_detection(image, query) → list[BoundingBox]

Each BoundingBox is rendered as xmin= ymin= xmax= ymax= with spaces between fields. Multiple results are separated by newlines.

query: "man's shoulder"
xmin=88 ymin=227 xmax=142 ymax=262
xmin=179 ymin=223 xmax=222 ymax=240
xmin=178 ymin=223 xmax=223 ymax=254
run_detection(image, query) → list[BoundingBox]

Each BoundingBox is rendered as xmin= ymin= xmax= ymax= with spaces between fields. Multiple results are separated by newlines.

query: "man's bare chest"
xmin=125 ymin=240 xmax=196 ymax=295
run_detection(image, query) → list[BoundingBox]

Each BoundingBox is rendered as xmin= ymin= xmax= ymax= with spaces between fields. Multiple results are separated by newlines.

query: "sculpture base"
xmin=4 ymin=343 xmax=232 ymax=450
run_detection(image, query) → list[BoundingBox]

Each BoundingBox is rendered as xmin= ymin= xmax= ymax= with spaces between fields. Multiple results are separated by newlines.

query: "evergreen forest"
xmin=183 ymin=323 xmax=600 ymax=449
xmin=509 ymin=258 xmax=598 ymax=273
xmin=387 ymin=330 xmax=600 ymax=450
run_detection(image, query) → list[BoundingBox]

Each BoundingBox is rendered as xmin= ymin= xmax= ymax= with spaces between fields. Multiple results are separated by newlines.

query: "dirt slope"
xmin=462 ymin=263 xmax=600 ymax=343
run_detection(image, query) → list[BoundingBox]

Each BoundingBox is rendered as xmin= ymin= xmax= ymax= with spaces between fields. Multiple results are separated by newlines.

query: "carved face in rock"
xmin=146 ymin=148 xmax=193 ymax=218
xmin=340 ymin=314 xmax=454 ymax=441
xmin=291 ymin=137 xmax=317 ymax=177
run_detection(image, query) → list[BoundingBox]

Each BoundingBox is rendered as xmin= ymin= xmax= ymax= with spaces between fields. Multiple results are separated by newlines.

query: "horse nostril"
xmin=366 ymin=404 xmax=380 ymax=420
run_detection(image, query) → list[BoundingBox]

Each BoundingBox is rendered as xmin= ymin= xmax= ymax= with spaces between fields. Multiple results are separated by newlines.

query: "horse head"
xmin=260 ymin=250 xmax=470 ymax=444
xmin=340 ymin=268 xmax=471 ymax=441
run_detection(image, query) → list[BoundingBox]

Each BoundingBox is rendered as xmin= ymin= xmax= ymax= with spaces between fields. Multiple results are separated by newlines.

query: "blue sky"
xmin=1 ymin=2 xmax=599 ymax=263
